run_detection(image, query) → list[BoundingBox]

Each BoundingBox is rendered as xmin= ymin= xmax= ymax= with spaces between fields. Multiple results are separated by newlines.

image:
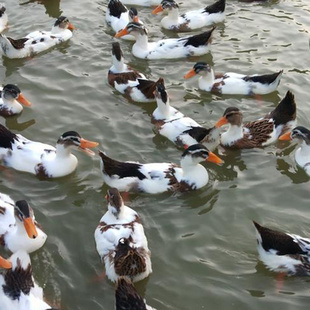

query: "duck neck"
xmin=108 ymin=203 xmax=124 ymax=220
xmin=51 ymin=26 xmax=66 ymax=34
xmin=55 ymin=143 xmax=72 ymax=158
xmin=156 ymin=97 xmax=172 ymax=119
xmin=110 ymin=55 xmax=127 ymax=73
xmin=180 ymin=156 xmax=199 ymax=174
xmin=299 ymin=141 xmax=310 ymax=157
xmin=199 ymin=69 xmax=215 ymax=91
xmin=226 ymin=124 xmax=244 ymax=141
xmin=167 ymin=8 xmax=179 ymax=22
xmin=1 ymin=96 xmax=22 ymax=113
xmin=134 ymin=32 xmax=149 ymax=50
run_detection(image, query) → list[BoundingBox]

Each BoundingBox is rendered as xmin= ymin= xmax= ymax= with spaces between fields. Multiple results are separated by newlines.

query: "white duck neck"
xmin=134 ymin=32 xmax=149 ymax=50
xmin=110 ymin=54 xmax=127 ymax=73
xmin=55 ymin=143 xmax=73 ymax=158
xmin=167 ymin=8 xmax=179 ymax=22
xmin=299 ymin=141 xmax=310 ymax=157
xmin=225 ymin=124 xmax=244 ymax=141
xmin=199 ymin=69 xmax=215 ymax=91
xmin=156 ymin=97 xmax=172 ymax=119
xmin=1 ymin=95 xmax=22 ymax=113
xmin=51 ymin=26 xmax=66 ymax=34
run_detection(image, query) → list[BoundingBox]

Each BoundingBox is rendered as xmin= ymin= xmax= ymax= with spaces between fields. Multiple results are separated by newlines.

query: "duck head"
xmin=53 ymin=16 xmax=74 ymax=32
xmin=279 ymin=126 xmax=310 ymax=145
xmin=128 ymin=7 xmax=140 ymax=23
xmin=0 ymin=4 xmax=6 ymax=17
xmin=105 ymin=188 xmax=124 ymax=217
xmin=215 ymin=107 xmax=243 ymax=128
xmin=184 ymin=62 xmax=212 ymax=79
xmin=56 ymin=131 xmax=99 ymax=156
xmin=2 ymin=84 xmax=31 ymax=107
xmin=14 ymin=200 xmax=38 ymax=239
xmin=152 ymin=0 xmax=179 ymax=14
xmin=115 ymin=22 xmax=147 ymax=39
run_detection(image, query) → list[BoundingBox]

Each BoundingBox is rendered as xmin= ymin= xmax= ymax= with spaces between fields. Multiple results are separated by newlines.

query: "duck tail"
xmin=136 ymin=77 xmax=164 ymax=99
xmin=270 ymin=90 xmax=296 ymax=126
xmin=184 ymin=27 xmax=215 ymax=47
xmin=108 ymin=0 xmax=127 ymax=18
xmin=0 ymin=124 xmax=18 ymax=150
xmin=204 ymin=0 xmax=226 ymax=14
xmin=244 ymin=70 xmax=283 ymax=85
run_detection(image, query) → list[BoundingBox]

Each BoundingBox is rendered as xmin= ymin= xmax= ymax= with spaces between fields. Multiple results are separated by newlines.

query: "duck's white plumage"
xmin=115 ymin=22 xmax=214 ymax=59
xmin=0 ymin=4 xmax=8 ymax=33
xmin=0 ymin=16 xmax=74 ymax=59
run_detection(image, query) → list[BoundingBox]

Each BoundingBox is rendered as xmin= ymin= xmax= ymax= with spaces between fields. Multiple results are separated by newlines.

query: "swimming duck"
xmin=215 ymin=91 xmax=296 ymax=149
xmin=0 ymin=195 xmax=47 ymax=253
xmin=184 ymin=62 xmax=283 ymax=95
xmin=115 ymin=277 xmax=155 ymax=310
xmin=152 ymin=79 xmax=220 ymax=150
xmin=108 ymin=42 xmax=160 ymax=102
xmin=279 ymin=126 xmax=310 ymax=176
xmin=94 ymin=188 xmax=152 ymax=282
xmin=253 ymin=221 xmax=310 ymax=276
xmin=120 ymin=0 xmax=161 ymax=6
xmin=0 ymin=4 xmax=8 ymax=33
xmin=0 ymin=16 xmax=74 ymax=59
xmin=98 ymin=144 xmax=222 ymax=193
xmin=0 ymin=251 xmax=56 ymax=310
xmin=152 ymin=0 xmax=225 ymax=32
xmin=0 ymin=124 xmax=98 ymax=178
xmin=106 ymin=0 xmax=141 ymax=41
xmin=115 ymin=22 xmax=214 ymax=59
xmin=0 ymin=84 xmax=31 ymax=116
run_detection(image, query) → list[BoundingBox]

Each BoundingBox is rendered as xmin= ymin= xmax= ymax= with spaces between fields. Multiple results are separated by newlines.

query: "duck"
xmin=0 ymin=195 xmax=47 ymax=253
xmin=0 ymin=4 xmax=8 ymax=33
xmin=0 ymin=124 xmax=98 ymax=178
xmin=115 ymin=22 xmax=214 ymax=59
xmin=98 ymin=144 xmax=222 ymax=193
xmin=152 ymin=0 xmax=225 ymax=32
xmin=0 ymin=250 xmax=56 ymax=310
xmin=94 ymin=188 xmax=152 ymax=283
xmin=120 ymin=0 xmax=161 ymax=6
xmin=115 ymin=277 xmax=156 ymax=310
xmin=152 ymin=79 xmax=220 ymax=150
xmin=214 ymin=91 xmax=296 ymax=149
xmin=106 ymin=0 xmax=141 ymax=41
xmin=279 ymin=126 xmax=310 ymax=176
xmin=0 ymin=84 xmax=31 ymax=117
xmin=253 ymin=221 xmax=310 ymax=276
xmin=184 ymin=62 xmax=283 ymax=95
xmin=108 ymin=42 xmax=160 ymax=102
xmin=0 ymin=16 xmax=74 ymax=59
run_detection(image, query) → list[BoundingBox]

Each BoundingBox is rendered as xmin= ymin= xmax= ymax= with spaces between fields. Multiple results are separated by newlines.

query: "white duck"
xmin=98 ymin=144 xmax=222 ymax=194
xmin=0 ymin=251 xmax=56 ymax=310
xmin=184 ymin=62 xmax=283 ymax=95
xmin=106 ymin=0 xmax=141 ymax=41
xmin=108 ymin=42 xmax=160 ymax=102
xmin=0 ymin=195 xmax=47 ymax=253
xmin=94 ymin=188 xmax=152 ymax=283
xmin=253 ymin=221 xmax=310 ymax=276
xmin=0 ymin=16 xmax=74 ymax=59
xmin=0 ymin=4 xmax=8 ymax=33
xmin=0 ymin=84 xmax=31 ymax=116
xmin=152 ymin=0 xmax=225 ymax=32
xmin=0 ymin=125 xmax=98 ymax=178
xmin=152 ymin=79 xmax=220 ymax=150
xmin=115 ymin=22 xmax=214 ymax=59
xmin=279 ymin=126 xmax=310 ymax=176
xmin=120 ymin=0 xmax=161 ymax=6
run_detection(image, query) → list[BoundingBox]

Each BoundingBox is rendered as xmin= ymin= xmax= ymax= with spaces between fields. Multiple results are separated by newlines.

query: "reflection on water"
xmin=19 ymin=0 xmax=62 ymax=18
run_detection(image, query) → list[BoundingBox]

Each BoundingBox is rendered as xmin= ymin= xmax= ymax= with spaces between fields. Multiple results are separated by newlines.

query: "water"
xmin=1 ymin=0 xmax=310 ymax=309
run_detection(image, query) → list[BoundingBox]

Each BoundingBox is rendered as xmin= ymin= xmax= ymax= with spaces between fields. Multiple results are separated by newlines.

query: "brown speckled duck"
xmin=215 ymin=91 xmax=296 ymax=149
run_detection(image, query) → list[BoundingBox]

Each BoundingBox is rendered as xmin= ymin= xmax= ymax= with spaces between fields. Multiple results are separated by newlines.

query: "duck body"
xmin=94 ymin=189 xmax=151 ymax=282
xmin=184 ymin=63 xmax=283 ymax=95
xmin=0 ymin=16 xmax=74 ymax=59
xmin=0 ymin=125 xmax=98 ymax=178
xmin=153 ymin=0 xmax=225 ymax=32
xmin=0 ymin=251 xmax=53 ymax=310
xmin=0 ymin=197 xmax=47 ymax=254
xmin=152 ymin=79 xmax=220 ymax=150
xmin=215 ymin=91 xmax=296 ymax=149
xmin=0 ymin=4 xmax=8 ymax=33
xmin=108 ymin=43 xmax=158 ymax=102
xmin=99 ymin=144 xmax=222 ymax=193
xmin=115 ymin=22 xmax=214 ymax=59
xmin=253 ymin=221 xmax=310 ymax=275
xmin=106 ymin=0 xmax=141 ymax=41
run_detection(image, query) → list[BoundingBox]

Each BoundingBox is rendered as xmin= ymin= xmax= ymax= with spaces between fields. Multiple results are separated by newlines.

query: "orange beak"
xmin=133 ymin=16 xmax=140 ymax=23
xmin=79 ymin=138 xmax=99 ymax=156
xmin=184 ymin=69 xmax=196 ymax=79
xmin=23 ymin=217 xmax=38 ymax=239
xmin=279 ymin=131 xmax=292 ymax=141
xmin=115 ymin=28 xmax=129 ymax=38
xmin=152 ymin=5 xmax=164 ymax=14
xmin=17 ymin=93 xmax=31 ymax=107
xmin=68 ymin=23 xmax=75 ymax=31
xmin=215 ymin=116 xmax=228 ymax=128
xmin=0 ymin=256 xmax=12 ymax=269
xmin=207 ymin=152 xmax=223 ymax=165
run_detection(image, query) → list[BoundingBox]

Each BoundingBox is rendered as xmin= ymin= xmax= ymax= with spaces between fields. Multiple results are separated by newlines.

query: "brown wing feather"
xmin=108 ymin=70 xmax=143 ymax=87
xmin=7 ymin=37 xmax=28 ymax=50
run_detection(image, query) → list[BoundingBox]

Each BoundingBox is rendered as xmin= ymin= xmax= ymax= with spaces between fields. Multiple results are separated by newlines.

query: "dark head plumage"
xmin=15 ymin=200 xmax=31 ymax=219
xmin=223 ymin=107 xmax=240 ymax=117
xmin=182 ymin=143 xmax=209 ymax=159
xmin=291 ymin=126 xmax=310 ymax=144
xmin=112 ymin=42 xmax=123 ymax=61
xmin=154 ymin=79 xmax=167 ymax=103
xmin=107 ymin=188 xmax=124 ymax=214
xmin=193 ymin=62 xmax=211 ymax=74
xmin=2 ymin=84 xmax=21 ymax=100
xmin=161 ymin=0 xmax=179 ymax=9
xmin=125 ymin=22 xmax=147 ymax=35
xmin=129 ymin=7 xmax=138 ymax=19
xmin=57 ymin=131 xmax=81 ymax=145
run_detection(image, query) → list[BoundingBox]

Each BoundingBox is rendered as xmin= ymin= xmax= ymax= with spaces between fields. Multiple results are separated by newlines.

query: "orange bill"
xmin=23 ymin=217 xmax=38 ymax=239
xmin=17 ymin=93 xmax=32 ymax=107
xmin=133 ymin=16 xmax=140 ymax=23
xmin=0 ymin=256 xmax=12 ymax=269
xmin=79 ymin=138 xmax=99 ymax=156
xmin=152 ymin=5 xmax=164 ymax=14
xmin=115 ymin=28 xmax=129 ymax=38
xmin=278 ymin=131 xmax=292 ymax=141
xmin=184 ymin=69 xmax=196 ymax=79
xmin=207 ymin=152 xmax=223 ymax=165
xmin=215 ymin=116 xmax=228 ymax=128
xmin=68 ymin=23 xmax=75 ymax=30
